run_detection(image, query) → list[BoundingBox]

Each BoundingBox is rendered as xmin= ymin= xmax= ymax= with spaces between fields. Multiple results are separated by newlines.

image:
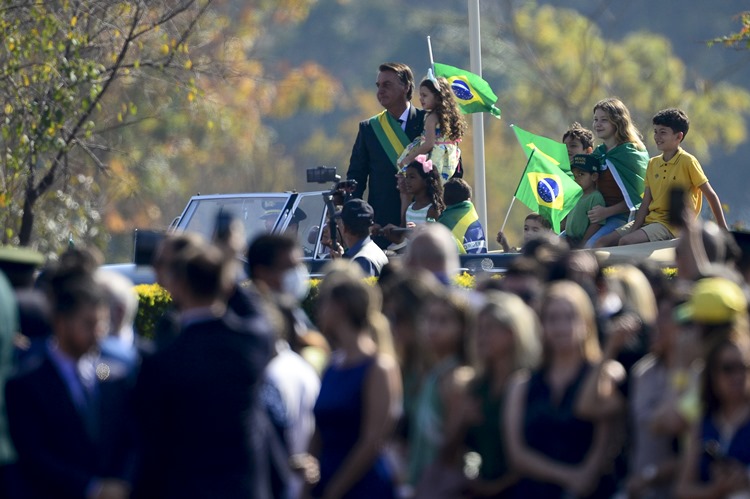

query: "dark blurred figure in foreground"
xmin=6 ymin=267 xmax=135 ymax=499
xmin=133 ymin=239 xmax=278 ymax=498
xmin=0 ymin=247 xmax=51 ymax=366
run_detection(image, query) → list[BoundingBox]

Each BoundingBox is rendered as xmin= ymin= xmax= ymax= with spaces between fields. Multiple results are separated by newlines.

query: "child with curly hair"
xmin=403 ymin=155 xmax=445 ymax=225
xmin=376 ymin=156 xmax=445 ymax=250
xmin=397 ymin=74 xmax=466 ymax=183
xmin=562 ymin=122 xmax=595 ymax=163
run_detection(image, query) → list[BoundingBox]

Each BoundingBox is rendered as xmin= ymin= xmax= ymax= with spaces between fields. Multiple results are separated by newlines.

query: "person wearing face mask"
xmin=246 ymin=234 xmax=325 ymax=499
xmin=246 ymin=234 xmax=328 ymax=355
xmin=246 ymin=234 xmax=310 ymax=301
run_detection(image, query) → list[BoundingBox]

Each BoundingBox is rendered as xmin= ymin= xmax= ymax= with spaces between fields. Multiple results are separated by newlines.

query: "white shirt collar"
xmin=398 ymin=103 xmax=411 ymax=131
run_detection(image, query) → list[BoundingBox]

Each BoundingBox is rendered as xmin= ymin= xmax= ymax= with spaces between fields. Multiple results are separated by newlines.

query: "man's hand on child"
xmin=588 ymin=205 xmax=607 ymax=224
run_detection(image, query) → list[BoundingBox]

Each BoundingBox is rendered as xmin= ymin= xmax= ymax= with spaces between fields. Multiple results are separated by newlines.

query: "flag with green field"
xmin=512 ymin=125 xmax=582 ymax=232
xmin=433 ymin=63 xmax=501 ymax=118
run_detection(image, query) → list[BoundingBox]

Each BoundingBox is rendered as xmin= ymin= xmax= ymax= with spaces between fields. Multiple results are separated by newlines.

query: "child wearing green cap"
xmin=563 ymin=154 xmax=605 ymax=248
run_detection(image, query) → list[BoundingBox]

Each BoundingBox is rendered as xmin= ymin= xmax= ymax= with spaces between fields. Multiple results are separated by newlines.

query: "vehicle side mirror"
xmin=134 ymin=229 xmax=166 ymax=266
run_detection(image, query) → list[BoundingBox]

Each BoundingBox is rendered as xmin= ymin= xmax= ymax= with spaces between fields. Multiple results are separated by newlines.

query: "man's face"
xmin=265 ymin=248 xmax=302 ymax=293
xmin=55 ymin=304 xmax=109 ymax=359
xmin=376 ymin=70 xmax=408 ymax=110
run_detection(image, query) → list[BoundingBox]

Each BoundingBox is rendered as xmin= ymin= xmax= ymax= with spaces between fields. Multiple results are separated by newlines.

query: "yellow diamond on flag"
xmin=526 ymin=171 xmax=565 ymax=210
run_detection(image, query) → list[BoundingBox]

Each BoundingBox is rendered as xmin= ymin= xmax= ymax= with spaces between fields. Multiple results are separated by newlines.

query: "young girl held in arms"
xmin=397 ymin=74 xmax=466 ymax=183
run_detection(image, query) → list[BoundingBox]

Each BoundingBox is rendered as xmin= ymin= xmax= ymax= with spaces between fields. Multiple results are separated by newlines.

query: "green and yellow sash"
xmin=369 ymin=110 xmax=411 ymax=167
xmin=438 ymin=201 xmax=479 ymax=254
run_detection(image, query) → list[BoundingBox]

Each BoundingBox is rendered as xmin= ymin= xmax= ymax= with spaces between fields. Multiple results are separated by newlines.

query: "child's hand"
xmin=496 ymin=230 xmax=511 ymax=252
xmin=399 ymin=153 xmax=415 ymax=169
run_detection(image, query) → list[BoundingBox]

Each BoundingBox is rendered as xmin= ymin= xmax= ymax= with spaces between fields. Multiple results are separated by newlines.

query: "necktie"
xmin=77 ymin=359 xmax=99 ymax=439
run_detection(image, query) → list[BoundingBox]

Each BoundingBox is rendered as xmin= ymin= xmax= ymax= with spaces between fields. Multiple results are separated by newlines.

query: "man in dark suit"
xmin=5 ymin=273 xmax=135 ymax=499
xmin=347 ymin=62 xmax=425 ymax=247
xmin=133 ymin=240 xmax=277 ymax=499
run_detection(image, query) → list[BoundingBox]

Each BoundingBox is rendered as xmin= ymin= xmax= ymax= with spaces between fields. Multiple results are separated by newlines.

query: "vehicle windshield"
xmin=175 ymin=194 xmax=291 ymax=243
xmin=284 ymin=192 xmax=328 ymax=258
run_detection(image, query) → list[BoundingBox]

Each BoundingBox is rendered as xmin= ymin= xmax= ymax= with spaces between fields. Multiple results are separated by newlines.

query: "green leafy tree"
xmin=99 ymin=0 xmax=340 ymax=261
xmin=0 ymin=0 xmax=208 ymax=254
xmin=709 ymin=11 xmax=750 ymax=50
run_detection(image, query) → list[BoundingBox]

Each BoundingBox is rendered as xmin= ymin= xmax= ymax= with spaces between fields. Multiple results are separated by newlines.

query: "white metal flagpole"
xmin=500 ymin=197 xmax=516 ymax=234
xmin=501 ymin=147 xmax=536 ymax=233
xmin=468 ymin=0 xmax=488 ymax=237
xmin=427 ymin=36 xmax=435 ymax=72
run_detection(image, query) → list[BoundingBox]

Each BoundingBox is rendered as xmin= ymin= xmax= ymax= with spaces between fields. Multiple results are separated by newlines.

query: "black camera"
xmin=335 ymin=179 xmax=357 ymax=192
xmin=307 ymin=166 xmax=339 ymax=184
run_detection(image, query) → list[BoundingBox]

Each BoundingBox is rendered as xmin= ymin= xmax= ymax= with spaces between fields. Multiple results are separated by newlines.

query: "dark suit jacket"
xmin=5 ymin=352 xmax=136 ymax=499
xmin=133 ymin=310 xmax=275 ymax=499
xmin=347 ymin=105 xmax=425 ymax=231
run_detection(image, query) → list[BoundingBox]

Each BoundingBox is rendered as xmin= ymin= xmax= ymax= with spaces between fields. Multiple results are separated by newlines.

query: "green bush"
xmin=133 ymin=268 xmax=677 ymax=337
xmin=134 ymin=284 xmax=172 ymax=339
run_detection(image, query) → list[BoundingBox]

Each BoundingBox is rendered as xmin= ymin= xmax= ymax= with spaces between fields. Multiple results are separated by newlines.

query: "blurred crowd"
xmin=0 ymin=210 xmax=749 ymax=499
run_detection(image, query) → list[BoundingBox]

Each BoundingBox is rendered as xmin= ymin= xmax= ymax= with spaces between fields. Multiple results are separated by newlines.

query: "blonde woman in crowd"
xmin=505 ymin=281 xmax=616 ymax=498
xmin=463 ymin=291 xmax=541 ymax=498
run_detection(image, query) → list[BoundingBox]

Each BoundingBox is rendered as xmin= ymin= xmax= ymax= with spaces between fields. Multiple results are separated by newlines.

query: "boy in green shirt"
xmin=564 ymin=154 xmax=606 ymax=248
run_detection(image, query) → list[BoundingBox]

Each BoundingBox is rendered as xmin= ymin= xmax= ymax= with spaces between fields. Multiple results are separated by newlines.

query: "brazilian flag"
xmin=512 ymin=125 xmax=582 ymax=233
xmin=434 ymin=63 xmax=501 ymax=118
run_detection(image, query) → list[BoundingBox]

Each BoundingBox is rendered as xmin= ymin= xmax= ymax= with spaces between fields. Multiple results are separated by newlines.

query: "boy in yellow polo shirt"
xmin=605 ymin=108 xmax=728 ymax=246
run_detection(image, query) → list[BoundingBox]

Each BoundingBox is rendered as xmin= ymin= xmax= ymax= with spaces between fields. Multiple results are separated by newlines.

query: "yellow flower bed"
xmin=133 ymin=268 xmax=677 ymax=337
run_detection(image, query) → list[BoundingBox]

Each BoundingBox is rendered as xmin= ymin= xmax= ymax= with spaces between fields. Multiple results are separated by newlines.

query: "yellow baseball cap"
xmin=674 ymin=277 xmax=748 ymax=325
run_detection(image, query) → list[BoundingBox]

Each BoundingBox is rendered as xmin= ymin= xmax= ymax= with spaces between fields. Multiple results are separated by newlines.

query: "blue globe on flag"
xmin=536 ymin=177 xmax=560 ymax=204
xmin=450 ymin=80 xmax=474 ymax=101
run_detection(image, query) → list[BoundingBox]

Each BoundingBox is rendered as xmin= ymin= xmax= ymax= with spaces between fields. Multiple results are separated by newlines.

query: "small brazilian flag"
xmin=512 ymin=125 xmax=582 ymax=233
xmin=434 ymin=63 xmax=501 ymax=119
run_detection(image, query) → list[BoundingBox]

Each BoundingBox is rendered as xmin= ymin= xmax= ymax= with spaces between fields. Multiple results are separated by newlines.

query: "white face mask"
xmin=281 ymin=264 xmax=311 ymax=302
